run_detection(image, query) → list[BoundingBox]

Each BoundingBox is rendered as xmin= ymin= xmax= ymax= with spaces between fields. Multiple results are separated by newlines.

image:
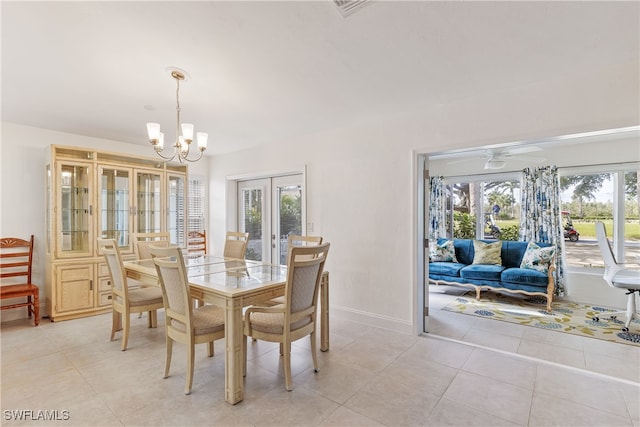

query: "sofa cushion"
xmin=472 ymin=240 xmax=502 ymax=265
xmin=429 ymin=262 xmax=466 ymax=277
xmin=438 ymin=238 xmax=474 ymax=265
xmin=501 ymin=267 xmax=549 ymax=287
xmin=500 ymin=241 xmax=529 ymax=268
xmin=429 ymin=240 xmax=458 ymax=262
xmin=460 ymin=264 xmax=504 ymax=282
xmin=520 ymin=242 xmax=555 ymax=274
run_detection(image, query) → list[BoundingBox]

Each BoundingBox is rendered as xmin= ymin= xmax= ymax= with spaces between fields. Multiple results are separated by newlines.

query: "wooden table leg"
xmin=320 ymin=272 xmax=329 ymax=352
xmin=224 ymin=297 xmax=244 ymax=404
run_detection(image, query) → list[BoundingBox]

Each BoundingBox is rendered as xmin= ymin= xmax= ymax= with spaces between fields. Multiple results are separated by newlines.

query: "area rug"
xmin=442 ymin=292 xmax=640 ymax=347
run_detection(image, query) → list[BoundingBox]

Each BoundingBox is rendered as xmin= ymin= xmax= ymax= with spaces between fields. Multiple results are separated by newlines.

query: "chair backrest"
xmin=223 ymin=231 xmax=249 ymax=259
xmin=0 ymin=236 xmax=34 ymax=286
xmin=135 ymin=232 xmax=170 ymax=260
xmin=97 ymin=238 xmax=129 ymax=301
xmin=187 ymin=230 xmax=207 ymax=255
xmin=595 ymin=221 xmax=623 ymax=287
xmin=283 ymin=242 xmax=330 ymax=328
xmin=150 ymin=246 xmax=192 ymax=329
xmin=287 ymin=235 xmax=323 ymax=261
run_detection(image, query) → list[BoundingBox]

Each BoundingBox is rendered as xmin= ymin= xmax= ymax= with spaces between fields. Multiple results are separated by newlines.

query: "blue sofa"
xmin=429 ymin=238 xmax=556 ymax=311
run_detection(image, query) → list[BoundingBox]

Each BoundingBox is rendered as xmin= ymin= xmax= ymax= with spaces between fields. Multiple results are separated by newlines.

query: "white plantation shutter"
xmin=188 ymin=178 xmax=205 ymax=232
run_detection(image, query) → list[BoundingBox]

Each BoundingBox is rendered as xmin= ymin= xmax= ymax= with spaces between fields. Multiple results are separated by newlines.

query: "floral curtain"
xmin=428 ymin=176 xmax=446 ymax=241
xmin=520 ymin=166 xmax=565 ymax=296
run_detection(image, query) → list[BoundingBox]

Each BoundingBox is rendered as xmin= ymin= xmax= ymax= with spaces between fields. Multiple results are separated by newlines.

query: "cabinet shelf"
xmin=46 ymin=145 xmax=187 ymax=321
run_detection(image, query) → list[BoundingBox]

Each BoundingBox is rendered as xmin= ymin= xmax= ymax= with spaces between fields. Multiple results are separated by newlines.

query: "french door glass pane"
xmin=277 ymin=184 xmax=302 ymax=264
xmin=242 ymin=188 xmax=264 ymax=261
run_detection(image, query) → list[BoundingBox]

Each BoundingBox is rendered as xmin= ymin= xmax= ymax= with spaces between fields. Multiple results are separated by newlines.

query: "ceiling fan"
xmin=448 ymin=146 xmax=546 ymax=170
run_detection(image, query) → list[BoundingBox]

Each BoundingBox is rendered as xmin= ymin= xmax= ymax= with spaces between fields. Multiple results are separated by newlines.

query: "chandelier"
xmin=146 ymin=69 xmax=207 ymax=163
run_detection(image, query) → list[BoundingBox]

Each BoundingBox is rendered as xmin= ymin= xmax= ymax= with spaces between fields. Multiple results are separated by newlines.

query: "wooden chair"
xmin=97 ymin=239 xmax=164 ymax=351
xmin=286 ymin=234 xmax=323 ymax=258
xmin=0 ymin=236 xmax=40 ymax=326
xmin=151 ymin=245 xmax=225 ymax=395
xmin=187 ymin=230 xmax=207 ymax=256
xmin=243 ymin=242 xmax=330 ymax=391
xmin=135 ymin=232 xmax=170 ymax=260
xmin=223 ymin=231 xmax=249 ymax=259
xmin=268 ymin=235 xmax=324 ymax=305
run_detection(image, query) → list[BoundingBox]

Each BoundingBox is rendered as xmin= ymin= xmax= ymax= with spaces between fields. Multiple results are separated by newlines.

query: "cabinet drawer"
xmin=98 ymin=277 xmax=113 ymax=291
xmin=98 ymin=262 xmax=110 ymax=277
xmin=60 ymin=265 xmax=92 ymax=281
xmin=98 ymin=291 xmax=113 ymax=307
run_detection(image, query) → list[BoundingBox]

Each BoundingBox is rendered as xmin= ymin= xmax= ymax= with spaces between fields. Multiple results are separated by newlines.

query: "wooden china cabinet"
xmin=44 ymin=145 xmax=187 ymax=321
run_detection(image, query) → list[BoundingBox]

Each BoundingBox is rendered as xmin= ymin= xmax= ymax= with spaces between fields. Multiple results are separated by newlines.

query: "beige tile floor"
xmin=0 ymin=291 xmax=637 ymax=427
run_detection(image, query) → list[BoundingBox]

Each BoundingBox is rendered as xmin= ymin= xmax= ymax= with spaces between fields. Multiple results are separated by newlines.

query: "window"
xmin=445 ymin=174 xmax=521 ymax=240
xmin=188 ymin=177 xmax=205 ymax=233
xmin=560 ymin=164 xmax=639 ymax=268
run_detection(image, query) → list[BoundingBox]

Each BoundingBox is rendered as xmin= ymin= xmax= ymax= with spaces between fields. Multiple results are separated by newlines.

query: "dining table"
xmin=123 ymin=254 xmax=329 ymax=404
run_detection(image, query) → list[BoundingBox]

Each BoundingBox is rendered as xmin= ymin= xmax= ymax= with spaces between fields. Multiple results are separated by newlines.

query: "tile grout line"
xmin=421 ymin=332 xmax=640 ymax=387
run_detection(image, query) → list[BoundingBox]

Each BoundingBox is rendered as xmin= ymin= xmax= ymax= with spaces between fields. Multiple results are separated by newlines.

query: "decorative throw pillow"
xmin=472 ymin=240 xmax=502 ymax=265
xmin=520 ymin=242 xmax=555 ymax=274
xmin=429 ymin=240 xmax=458 ymax=263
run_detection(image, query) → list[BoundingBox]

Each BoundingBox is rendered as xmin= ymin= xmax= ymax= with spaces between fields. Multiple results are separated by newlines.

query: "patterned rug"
xmin=442 ymin=292 xmax=640 ymax=347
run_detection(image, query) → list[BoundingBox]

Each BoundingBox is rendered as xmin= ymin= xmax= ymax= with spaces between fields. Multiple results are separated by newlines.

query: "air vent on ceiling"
xmin=333 ymin=0 xmax=370 ymax=17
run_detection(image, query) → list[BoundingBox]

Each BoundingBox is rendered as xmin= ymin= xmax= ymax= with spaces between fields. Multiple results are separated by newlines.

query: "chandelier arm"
xmin=156 ymin=151 xmax=176 ymax=162
xmin=180 ymin=149 xmax=204 ymax=163
xmin=153 ymin=148 xmax=178 ymax=162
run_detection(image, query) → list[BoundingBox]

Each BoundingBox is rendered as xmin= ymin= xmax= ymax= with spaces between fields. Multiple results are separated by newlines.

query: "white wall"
xmin=0 ymin=122 xmax=208 ymax=321
xmin=2 ymin=60 xmax=638 ymax=325
xmin=209 ymin=60 xmax=639 ymax=334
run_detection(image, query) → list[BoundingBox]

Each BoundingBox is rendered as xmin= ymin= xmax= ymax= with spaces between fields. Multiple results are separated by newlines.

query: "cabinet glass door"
xmin=58 ymin=162 xmax=93 ymax=257
xmin=99 ymin=167 xmax=132 ymax=252
xmin=136 ymin=171 xmax=162 ymax=234
xmin=167 ymin=173 xmax=187 ymax=247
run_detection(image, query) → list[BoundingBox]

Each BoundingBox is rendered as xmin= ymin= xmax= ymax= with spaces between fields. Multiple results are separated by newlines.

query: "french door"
xmin=237 ymin=174 xmax=304 ymax=264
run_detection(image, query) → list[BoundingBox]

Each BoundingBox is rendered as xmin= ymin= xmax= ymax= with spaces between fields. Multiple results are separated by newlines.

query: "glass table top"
xmin=124 ymin=255 xmax=288 ymax=294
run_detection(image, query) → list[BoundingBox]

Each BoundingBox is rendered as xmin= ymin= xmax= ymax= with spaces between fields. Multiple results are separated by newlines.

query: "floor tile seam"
xmin=533 ymin=389 xmax=635 ymax=422
xmin=425 ymin=332 xmax=640 ymax=387
xmin=431 ymin=395 xmax=525 ymax=427
xmin=57 ymin=353 xmax=127 ymax=426
xmin=458 ymin=359 xmax=536 ymax=391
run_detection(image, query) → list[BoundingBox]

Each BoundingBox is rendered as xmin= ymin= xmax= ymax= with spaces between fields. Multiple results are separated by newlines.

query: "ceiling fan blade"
xmin=509 ymin=154 xmax=547 ymax=163
xmin=446 ymin=158 xmax=478 ymax=165
xmin=507 ymin=146 xmax=543 ymax=155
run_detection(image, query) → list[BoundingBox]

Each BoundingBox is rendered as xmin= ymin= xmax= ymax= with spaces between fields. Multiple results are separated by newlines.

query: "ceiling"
xmin=2 ymin=1 xmax=638 ymax=156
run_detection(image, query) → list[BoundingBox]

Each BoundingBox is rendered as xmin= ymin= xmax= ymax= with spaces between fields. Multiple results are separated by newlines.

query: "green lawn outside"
xmin=494 ymin=219 xmax=640 ymax=240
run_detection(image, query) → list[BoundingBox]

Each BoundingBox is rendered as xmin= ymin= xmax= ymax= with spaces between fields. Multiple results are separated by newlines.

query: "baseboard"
xmin=330 ymin=305 xmax=414 ymax=335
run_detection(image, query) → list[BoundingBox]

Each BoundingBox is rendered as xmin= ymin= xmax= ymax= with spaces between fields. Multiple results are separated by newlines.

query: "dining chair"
xmin=268 ymin=234 xmax=324 ymax=305
xmin=187 ymin=230 xmax=207 ymax=256
xmin=151 ymin=245 xmax=226 ymax=395
xmin=243 ymin=242 xmax=330 ymax=391
xmin=223 ymin=231 xmax=249 ymax=259
xmin=135 ymin=232 xmax=170 ymax=260
xmin=97 ymin=238 xmax=164 ymax=350
xmin=0 ymin=235 xmax=40 ymax=326
xmin=593 ymin=222 xmax=640 ymax=332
